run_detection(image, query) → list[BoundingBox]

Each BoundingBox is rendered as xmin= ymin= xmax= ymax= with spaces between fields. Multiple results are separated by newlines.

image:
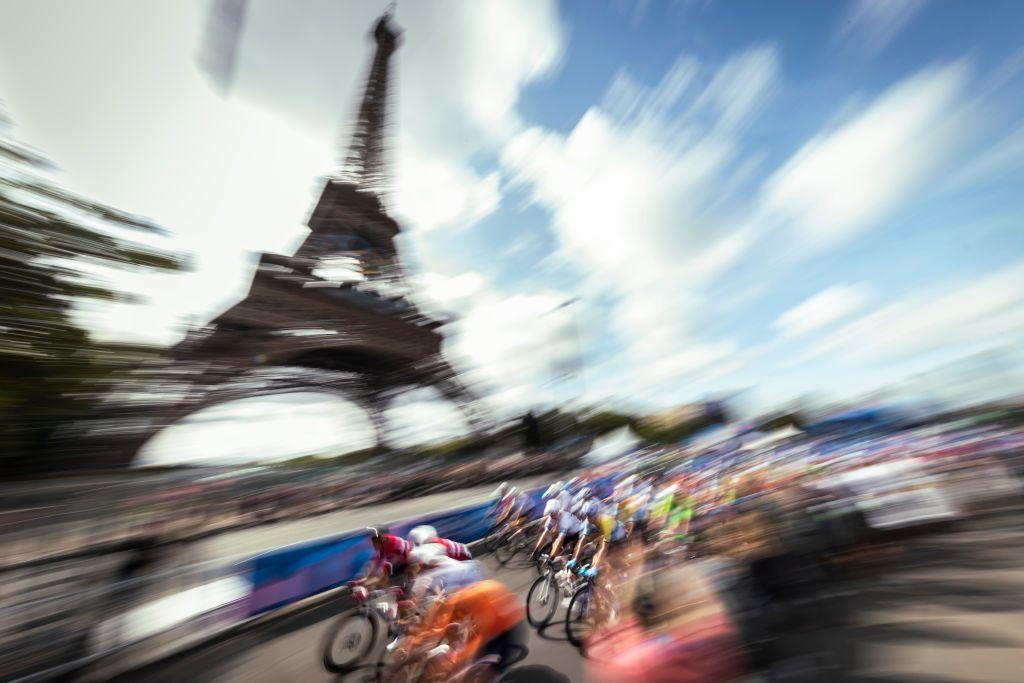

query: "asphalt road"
xmin=106 ymin=554 xmax=584 ymax=683
xmin=104 ymin=504 xmax=1024 ymax=683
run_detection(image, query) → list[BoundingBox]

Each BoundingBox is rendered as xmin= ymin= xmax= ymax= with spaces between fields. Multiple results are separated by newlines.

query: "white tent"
xmin=584 ymin=426 xmax=642 ymax=465
xmin=741 ymin=424 xmax=803 ymax=452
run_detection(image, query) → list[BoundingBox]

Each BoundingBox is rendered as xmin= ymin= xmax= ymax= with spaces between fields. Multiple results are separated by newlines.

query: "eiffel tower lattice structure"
xmin=93 ymin=10 xmax=489 ymax=466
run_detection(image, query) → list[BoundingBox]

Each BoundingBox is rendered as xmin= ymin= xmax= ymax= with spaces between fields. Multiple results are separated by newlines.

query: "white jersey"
xmin=558 ymin=509 xmax=583 ymax=535
xmin=574 ymin=496 xmax=599 ymax=519
xmin=542 ymin=497 xmax=561 ymax=532
xmin=543 ymin=498 xmax=561 ymax=517
xmin=557 ymin=495 xmax=584 ymax=534
xmin=410 ymin=559 xmax=483 ymax=601
xmin=573 ymin=496 xmax=599 ymax=534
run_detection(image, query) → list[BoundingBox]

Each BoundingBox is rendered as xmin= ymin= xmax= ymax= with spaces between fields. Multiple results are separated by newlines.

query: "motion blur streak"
xmin=2 ymin=1 xmax=1024 ymax=682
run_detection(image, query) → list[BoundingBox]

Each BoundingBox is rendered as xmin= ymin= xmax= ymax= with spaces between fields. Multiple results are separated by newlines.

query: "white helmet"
xmin=543 ymin=481 xmax=564 ymax=499
xmin=408 ymin=524 xmax=438 ymax=547
xmin=493 ymin=482 xmax=511 ymax=498
xmin=408 ymin=543 xmax=445 ymax=567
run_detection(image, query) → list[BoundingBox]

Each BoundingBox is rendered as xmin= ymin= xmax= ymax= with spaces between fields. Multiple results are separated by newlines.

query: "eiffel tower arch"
xmin=93 ymin=10 xmax=489 ymax=466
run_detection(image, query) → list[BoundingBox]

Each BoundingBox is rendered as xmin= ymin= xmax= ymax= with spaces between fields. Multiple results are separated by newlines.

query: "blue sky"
xmin=2 ymin=0 xmax=1023 ymax=463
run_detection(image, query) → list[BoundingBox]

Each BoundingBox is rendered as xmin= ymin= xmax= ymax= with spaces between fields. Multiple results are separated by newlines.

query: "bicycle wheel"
xmin=526 ymin=573 xmax=559 ymax=628
xmin=483 ymin=522 xmax=506 ymax=553
xmin=459 ymin=659 xmax=500 ymax=683
xmin=322 ymin=607 xmax=379 ymax=674
xmin=566 ymin=584 xmax=593 ymax=650
xmin=494 ymin=531 xmax=525 ymax=565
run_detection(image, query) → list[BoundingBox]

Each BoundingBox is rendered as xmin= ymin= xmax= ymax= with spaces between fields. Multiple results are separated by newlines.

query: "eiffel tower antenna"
xmin=337 ymin=5 xmax=401 ymax=202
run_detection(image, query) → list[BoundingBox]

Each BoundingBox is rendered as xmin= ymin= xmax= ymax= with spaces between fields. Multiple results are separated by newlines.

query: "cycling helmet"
xmin=543 ymin=481 xmax=564 ymax=499
xmin=366 ymin=526 xmax=389 ymax=542
xmin=408 ymin=524 xmax=438 ymax=546
xmin=493 ymin=481 xmax=511 ymax=498
xmin=408 ymin=543 xmax=446 ymax=567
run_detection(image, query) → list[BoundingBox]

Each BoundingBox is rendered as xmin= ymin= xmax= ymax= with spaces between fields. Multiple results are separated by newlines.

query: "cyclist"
xmin=579 ymin=491 xmax=629 ymax=577
xmin=623 ymin=476 xmax=655 ymax=542
xmin=506 ymin=486 xmax=534 ymax=524
xmin=365 ymin=525 xmax=413 ymax=587
xmin=408 ymin=543 xmax=483 ymax=603
xmin=530 ymin=482 xmax=565 ymax=559
xmin=398 ymin=579 xmax=527 ymax=681
xmin=488 ymin=482 xmax=515 ymax=525
xmin=547 ymin=486 xmax=585 ymax=561
xmin=566 ymin=486 xmax=601 ymax=567
xmin=408 ymin=525 xmax=473 ymax=560
xmin=493 ymin=481 xmax=511 ymax=500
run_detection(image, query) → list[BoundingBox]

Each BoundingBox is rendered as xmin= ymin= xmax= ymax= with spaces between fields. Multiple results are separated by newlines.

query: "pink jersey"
xmin=430 ymin=537 xmax=472 ymax=561
xmin=374 ymin=534 xmax=412 ymax=573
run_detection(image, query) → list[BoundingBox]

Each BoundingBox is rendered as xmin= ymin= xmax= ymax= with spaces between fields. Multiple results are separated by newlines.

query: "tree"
xmin=0 ymin=114 xmax=187 ymax=475
xmin=576 ymin=408 xmax=633 ymax=436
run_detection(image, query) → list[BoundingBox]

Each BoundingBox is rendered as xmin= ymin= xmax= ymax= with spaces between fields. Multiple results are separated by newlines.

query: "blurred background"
xmin=1 ymin=0 xmax=1023 ymax=681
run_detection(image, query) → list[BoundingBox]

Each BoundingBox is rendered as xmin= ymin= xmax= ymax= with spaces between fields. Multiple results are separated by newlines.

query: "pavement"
xmin=102 ymin=554 xmax=584 ymax=683
xmin=97 ymin=503 xmax=1024 ymax=683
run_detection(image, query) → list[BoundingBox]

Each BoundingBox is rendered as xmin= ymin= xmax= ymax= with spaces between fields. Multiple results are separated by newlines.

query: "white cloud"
xmin=940 ymin=123 xmax=1024 ymax=194
xmin=412 ymin=271 xmax=576 ymax=415
xmin=138 ymin=392 xmax=375 ymax=465
xmin=630 ymin=340 xmax=739 ymax=392
xmin=384 ymin=0 xmax=563 ymax=232
xmin=395 ymin=163 xmax=500 ymax=233
xmin=774 ymin=284 xmax=871 ymax=339
xmin=384 ymin=388 xmax=471 ymax=447
xmin=1 ymin=1 xmax=567 ymax=463
xmin=761 ymin=62 xmax=970 ymax=247
xmin=814 ymin=259 xmax=1024 ymax=364
xmin=0 ymin=0 xmax=566 ymax=347
xmin=414 ymin=271 xmax=488 ymax=310
xmin=502 ymin=47 xmax=780 ymax=403
xmin=836 ymin=0 xmax=926 ymax=55
xmin=501 ymin=47 xmax=987 ymax=409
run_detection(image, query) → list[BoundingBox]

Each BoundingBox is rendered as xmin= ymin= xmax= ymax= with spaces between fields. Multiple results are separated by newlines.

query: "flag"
xmin=197 ymin=0 xmax=249 ymax=95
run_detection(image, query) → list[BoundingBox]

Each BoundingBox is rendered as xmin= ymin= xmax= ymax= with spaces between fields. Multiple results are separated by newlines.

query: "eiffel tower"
xmin=94 ymin=9 xmax=487 ymax=466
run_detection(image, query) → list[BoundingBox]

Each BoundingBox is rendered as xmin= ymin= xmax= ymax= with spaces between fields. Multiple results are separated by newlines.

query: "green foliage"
xmin=754 ymin=411 xmax=806 ymax=433
xmin=576 ymin=409 xmax=633 ymax=436
xmin=0 ymin=125 xmax=187 ymax=475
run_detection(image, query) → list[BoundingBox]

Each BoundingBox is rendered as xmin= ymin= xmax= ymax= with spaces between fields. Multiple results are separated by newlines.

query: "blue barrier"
xmin=243 ymin=491 xmax=542 ymax=615
xmin=242 ymin=479 xmax=619 ymax=615
xmin=246 ymin=530 xmax=370 ymax=613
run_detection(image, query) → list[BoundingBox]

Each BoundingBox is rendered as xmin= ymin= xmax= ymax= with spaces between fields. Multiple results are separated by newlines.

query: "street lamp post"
xmin=544 ymin=297 xmax=584 ymax=411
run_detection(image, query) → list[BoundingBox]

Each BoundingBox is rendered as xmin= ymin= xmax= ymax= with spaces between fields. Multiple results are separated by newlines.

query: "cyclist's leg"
xmin=570 ymin=528 xmax=589 ymax=563
xmin=549 ymin=531 xmax=567 ymax=558
xmin=531 ymin=520 xmax=552 ymax=557
xmin=591 ymin=537 xmax=608 ymax=571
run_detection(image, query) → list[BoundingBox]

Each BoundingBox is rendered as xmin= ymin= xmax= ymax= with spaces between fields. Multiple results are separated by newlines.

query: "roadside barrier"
xmin=11 ymin=485 xmax=547 ymax=682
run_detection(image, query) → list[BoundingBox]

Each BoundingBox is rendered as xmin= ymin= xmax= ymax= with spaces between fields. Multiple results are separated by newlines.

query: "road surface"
xmin=101 ymin=504 xmax=1024 ymax=683
xmin=104 ymin=555 xmax=584 ymax=683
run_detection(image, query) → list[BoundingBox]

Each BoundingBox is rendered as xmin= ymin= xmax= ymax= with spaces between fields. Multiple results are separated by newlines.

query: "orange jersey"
xmin=413 ymin=579 xmax=524 ymax=667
